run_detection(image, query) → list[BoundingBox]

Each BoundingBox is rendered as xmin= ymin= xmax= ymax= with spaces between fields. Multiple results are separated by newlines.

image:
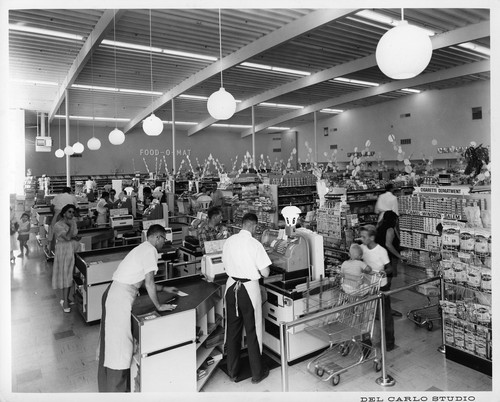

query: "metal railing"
xmin=278 ymin=275 xmax=444 ymax=392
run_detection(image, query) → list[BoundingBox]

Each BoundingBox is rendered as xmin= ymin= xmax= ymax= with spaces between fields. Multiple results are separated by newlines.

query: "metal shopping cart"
xmin=406 ymin=246 xmax=442 ymax=331
xmin=303 ymin=272 xmax=383 ymax=386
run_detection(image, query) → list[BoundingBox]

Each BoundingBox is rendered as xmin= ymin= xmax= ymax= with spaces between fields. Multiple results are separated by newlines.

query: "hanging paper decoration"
xmin=143 ymin=157 xmax=151 ymax=174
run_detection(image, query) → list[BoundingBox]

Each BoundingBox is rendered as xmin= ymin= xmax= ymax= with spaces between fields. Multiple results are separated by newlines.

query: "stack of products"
xmin=317 ymin=202 xmax=354 ymax=251
xmin=24 ymin=175 xmax=37 ymax=211
xmin=270 ymin=173 xmax=316 ymax=186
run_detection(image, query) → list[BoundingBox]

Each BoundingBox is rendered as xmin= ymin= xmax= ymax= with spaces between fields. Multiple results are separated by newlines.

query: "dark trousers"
xmin=225 ymin=282 xmax=264 ymax=381
xmin=97 ymin=285 xmax=131 ymax=392
xmin=380 ymin=281 xmax=395 ymax=347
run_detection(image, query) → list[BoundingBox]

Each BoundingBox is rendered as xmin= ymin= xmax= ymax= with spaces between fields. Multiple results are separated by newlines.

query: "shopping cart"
xmin=407 ymin=246 xmax=442 ymax=331
xmin=303 ymin=272 xmax=383 ymax=386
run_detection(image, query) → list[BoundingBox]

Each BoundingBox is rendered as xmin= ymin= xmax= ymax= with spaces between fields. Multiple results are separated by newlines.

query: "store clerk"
xmin=222 ymin=213 xmax=271 ymax=384
xmin=98 ymin=224 xmax=179 ymax=392
xmin=198 ymin=206 xmax=229 ymax=253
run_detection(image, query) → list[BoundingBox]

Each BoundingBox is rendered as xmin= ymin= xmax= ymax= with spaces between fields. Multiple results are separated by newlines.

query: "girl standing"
xmin=17 ymin=213 xmax=31 ymax=257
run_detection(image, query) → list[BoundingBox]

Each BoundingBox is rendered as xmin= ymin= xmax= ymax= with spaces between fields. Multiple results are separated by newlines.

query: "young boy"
xmin=340 ymin=244 xmax=372 ymax=295
xmin=359 ymin=225 xmax=395 ymax=351
xmin=18 ymin=213 xmax=31 ymax=257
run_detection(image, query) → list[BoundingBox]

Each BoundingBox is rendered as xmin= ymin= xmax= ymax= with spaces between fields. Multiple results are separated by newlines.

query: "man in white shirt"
xmin=375 ymin=183 xmax=399 ymax=224
xmin=97 ymin=224 xmax=178 ymax=392
xmin=222 ymin=213 xmax=271 ymax=384
xmin=360 ymin=225 xmax=395 ymax=351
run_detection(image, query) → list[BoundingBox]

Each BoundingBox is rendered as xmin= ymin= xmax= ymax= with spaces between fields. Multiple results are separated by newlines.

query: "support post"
xmin=251 ymin=105 xmax=256 ymax=167
xmin=172 ymin=98 xmax=176 ymax=177
xmin=279 ymin=322 xmax=289 ymax=392
xmin=438 ymin=276 xmax=446 ymax=354
xmin=313 ymin=111 xmax=317 ymax=163
xmin=376 ymin=294 xmax=395 ymax=386
xmin=65 ymin=89 xmax=71 ymax=187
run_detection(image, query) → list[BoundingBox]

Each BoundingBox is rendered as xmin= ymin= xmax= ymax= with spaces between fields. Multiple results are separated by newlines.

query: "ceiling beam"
xmin=191 ymin=20 xmax=489 ymax=137
xmin=123 ymin=8 xmax=357 ymax=133
xmin=240 ymin=59 xmax=490 ymax=137
xmin=48 ymin=9 xmax=126 ymax=121
xmin=239 ymin=21 xmax=490 ymax=137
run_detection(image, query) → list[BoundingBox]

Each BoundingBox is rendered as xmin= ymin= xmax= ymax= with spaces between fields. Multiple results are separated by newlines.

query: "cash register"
xmin=110 ymin=208 xmax=134 ymax=229
xmin=200 ymin=239 xmax=226 ymax=283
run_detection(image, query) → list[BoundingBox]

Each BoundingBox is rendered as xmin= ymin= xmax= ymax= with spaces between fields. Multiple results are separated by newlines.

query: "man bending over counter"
xmin=98 ymin=224 xmax=179 ymax=392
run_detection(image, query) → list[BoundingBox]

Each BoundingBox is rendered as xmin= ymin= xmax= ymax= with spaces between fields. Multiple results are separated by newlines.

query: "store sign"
xmin=139 ymin=148 xmax=191 ymax=156
xmin=347 ymin=151 xmax=375 ymax=157
xmin=414 ymin=186 xmax=470 ymax=195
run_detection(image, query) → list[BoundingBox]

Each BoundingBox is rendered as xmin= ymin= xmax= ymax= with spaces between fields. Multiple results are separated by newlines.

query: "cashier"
xmin=222 ymin=213 xmax=271 ymax=384
xmin=198 ymin=206 xmax=229 ymax=253
xmin=98 ymin=224 xmax=178 ymax=392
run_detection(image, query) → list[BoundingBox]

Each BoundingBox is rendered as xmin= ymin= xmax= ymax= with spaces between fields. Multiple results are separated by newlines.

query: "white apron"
xmin=102 ymin=281 xmax=139 ymax=369
xmin=224 ymin=277 xmax=263 ymax=353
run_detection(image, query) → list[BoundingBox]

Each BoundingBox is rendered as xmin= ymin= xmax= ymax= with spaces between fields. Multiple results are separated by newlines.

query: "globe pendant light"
xmin=375 ymin=9 xmax=432 ymax=80
xmin=207 ymin=9 xmax=236 ymax=120
xmin=54 ymin=109 xmax=64 ymax=158
xmin=87 ymin=136 xmax=101 ymax=150
xmin=143 ymin=9 xmax=163 ymax=136
xmin=87 ymin=38 xmax=101 ymax=151
xmin=64 ymin=145 xmax=75 ymax=156
xmin=73 ymin=141 xmax=84 ymax=153
xmin=108 ymin=10 xmax=126 ymax=145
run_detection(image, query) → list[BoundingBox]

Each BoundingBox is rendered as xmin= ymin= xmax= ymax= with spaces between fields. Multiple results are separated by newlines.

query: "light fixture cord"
xmin=149 ymin=9 xmax=154 ymax=115
xmin=113 ymin=9 xmax=118 ymax=129
xmin=58 ymin=106 xmax=61 ymax=148
xmin=218 ymin=8 xmax=223 ymax=88
xmin=91 ymin=32 xmax=95 ymax=138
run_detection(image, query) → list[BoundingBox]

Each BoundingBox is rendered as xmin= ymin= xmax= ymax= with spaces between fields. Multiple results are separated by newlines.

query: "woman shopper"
xmin=376 ymin=210 xmax=407 ymax=317
xmin=52 ymin=204 xmax=81 ymax=313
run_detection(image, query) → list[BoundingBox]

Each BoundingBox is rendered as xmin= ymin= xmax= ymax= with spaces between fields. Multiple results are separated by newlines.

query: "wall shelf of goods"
xmin=399 ymin=187 xmax=490 ymax=270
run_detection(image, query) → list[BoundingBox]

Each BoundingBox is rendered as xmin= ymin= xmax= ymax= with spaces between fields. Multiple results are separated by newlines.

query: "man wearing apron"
xmin=98 ymin=224 xmax=178 ymax=392
xmin=222 ymin=213 xmax=271 ymax=384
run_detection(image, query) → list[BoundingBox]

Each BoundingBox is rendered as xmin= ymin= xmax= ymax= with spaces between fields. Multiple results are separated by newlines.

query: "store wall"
xmin=292 ymin=80 xmax=490 ymax=163
xmin=26 ymin=125 xmax=259 ymax=176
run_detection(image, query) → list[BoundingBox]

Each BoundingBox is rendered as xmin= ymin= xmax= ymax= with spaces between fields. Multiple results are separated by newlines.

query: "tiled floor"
xmin=8 ymin=238 xmax=493 ymax=394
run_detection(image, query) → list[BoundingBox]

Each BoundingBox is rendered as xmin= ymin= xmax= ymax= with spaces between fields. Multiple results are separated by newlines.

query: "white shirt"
xmin=52 ymin=193 xmax=78 ymax=213
xmin=96 ymin=198 xmax=108 ymax=214
xmin=222 ymin=229 xmax=272 ymax=281
xmin=361 ymin=244 xmax=390 ymax=287
xmin=375 ymin=191 xmax=399 ymax=220
xmin=112 ymin=241 xmax=159 ymax=285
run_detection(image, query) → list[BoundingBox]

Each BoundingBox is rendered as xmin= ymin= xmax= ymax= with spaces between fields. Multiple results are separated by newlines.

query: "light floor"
xmin=9 ymin=239 xmax=492 ymax=394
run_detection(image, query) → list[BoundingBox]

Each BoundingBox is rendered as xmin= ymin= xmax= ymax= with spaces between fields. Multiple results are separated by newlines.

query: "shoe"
xmin=229 ymin=375 xmax=239 ymax=383
xmin=251 ymin=367 xmax=270 ymax=384
xmin=386 ymin=344 xmax=396 ymax=352
xmin=60 ymin=300 xmax=71 ymax=313
xmin=391 ymin=310 xmax=403 ymax=317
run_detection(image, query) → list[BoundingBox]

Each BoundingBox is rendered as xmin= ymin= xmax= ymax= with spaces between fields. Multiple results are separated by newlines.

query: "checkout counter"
xmin=130 ymin=275 xmax=223 ymax=392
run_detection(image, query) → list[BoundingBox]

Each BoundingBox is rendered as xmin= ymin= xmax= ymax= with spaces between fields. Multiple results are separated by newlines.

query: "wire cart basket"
xmin=303 ymin=272 xmax=383 ymax=386
xmin=407 ymin=246 xmax=442 ymax=331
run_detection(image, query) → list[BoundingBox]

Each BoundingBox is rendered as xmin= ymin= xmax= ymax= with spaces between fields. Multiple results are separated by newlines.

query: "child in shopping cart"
xmin=340 ymin=244 xmax=373 ymax=296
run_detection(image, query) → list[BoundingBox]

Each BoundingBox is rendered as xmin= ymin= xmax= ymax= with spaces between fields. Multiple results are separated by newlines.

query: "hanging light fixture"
xmin=375 ymin=8 xmax=432 ymax=80
xmin=142 ymin=9 xmax=163 ymax=136
xmin=54 ymin=110 xmax=64 ymax=158
xmin=207 ymin=9 xmax=236 ymax=120
xmin=87 ymin=37 xmax=101 ymax=150
xmin=109 ymin=10 xmax=125 ymax=145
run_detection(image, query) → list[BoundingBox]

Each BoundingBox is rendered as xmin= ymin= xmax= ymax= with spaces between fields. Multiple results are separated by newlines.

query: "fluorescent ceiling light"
xmin=101 ymin=39 xmax=216 ymax=61
xmin=72 ymin=84 xmax=163 ymax=96
xmin=161 ymin=120 xmax=198 ymax=125
xmin=10 ymin=78 xmax=58 ymax=86
xmin=239 ymin=62 xmax=310 ymax=76
xmin=401 ymin=88 xmax=421 ymax=94
xmin=268 ymin=127 xmax=290 ymax=130
xmin=9 ymin=24 xmax=84 ymax=40
xmin=178 ymin=94 xmax=209 ymax=100
xmin=457 ymin=42 xmax=490 ymax=56
xmin=320 ymin=109 xmax=344 ymax=114
xmin=333 ymin=77 xmax=379 ymax=87
xmin=54 ymin=115 xmax=130 ymax=122
xmin=212 ymin=123 xmax=252 ymax=128
xmin=259 ymin=102 xmax=303 ymax=109
xmin=353 ymin=10 xmax=436 ymax=36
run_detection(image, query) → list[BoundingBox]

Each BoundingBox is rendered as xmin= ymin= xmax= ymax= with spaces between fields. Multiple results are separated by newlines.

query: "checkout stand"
xmin=130 ymin=275 xmax=223 ymax=392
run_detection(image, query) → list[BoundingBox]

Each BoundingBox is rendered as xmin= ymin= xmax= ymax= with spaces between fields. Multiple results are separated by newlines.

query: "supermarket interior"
xmin=2 ymin=3 xmax=498 ymax=402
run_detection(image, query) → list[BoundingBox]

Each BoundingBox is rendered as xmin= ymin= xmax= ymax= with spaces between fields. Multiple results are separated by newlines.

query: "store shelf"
xmin=445 ymin=345 xmax=492 ymax=376
xmin=278 ymin=184 xmax=316 ymax=188
xmin=400 ymin=228 xmax=440 ymax=236
xmin=278 ymin=194 xmax=313 ymax=198
xmin=278 ymin=202 xmax=314 ymax=207
xmin=401 ymin=245 xmax=431 ymax=252
xmin=346 ymin=188 xmax=385 ymax=194
xmin=197 ymin=358 xmax=221 ymax=391
xmin=196 ymin=344 xmax=215 ymax=369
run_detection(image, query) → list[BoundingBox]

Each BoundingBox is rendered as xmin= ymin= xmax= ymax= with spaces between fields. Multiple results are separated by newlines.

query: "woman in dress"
xmin=52 ymin=204 xmax=81 ymax=313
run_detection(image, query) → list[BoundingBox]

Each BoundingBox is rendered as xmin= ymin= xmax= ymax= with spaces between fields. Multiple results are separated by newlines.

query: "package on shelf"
xmin=442 ymin=224 xmax=461 ymax=250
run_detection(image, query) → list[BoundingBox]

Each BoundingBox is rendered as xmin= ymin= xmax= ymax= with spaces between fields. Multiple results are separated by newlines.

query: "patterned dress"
xmin=52 ymin=219 xmax=80 ymax=289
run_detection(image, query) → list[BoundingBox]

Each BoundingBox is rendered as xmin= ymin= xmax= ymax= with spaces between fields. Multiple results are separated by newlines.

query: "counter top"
xmin=132 ymin=275 xmax=221 ymax=319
